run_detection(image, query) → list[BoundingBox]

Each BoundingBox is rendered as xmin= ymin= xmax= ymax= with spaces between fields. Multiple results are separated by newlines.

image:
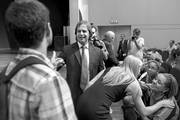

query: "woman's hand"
xmin=159 ymin=99 xmax=175 ymax=108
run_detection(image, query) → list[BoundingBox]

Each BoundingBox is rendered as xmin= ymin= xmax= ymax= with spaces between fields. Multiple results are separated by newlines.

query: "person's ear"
xmin=46 ymin=22 xmax=51 ymax=36
xmin=46 ymin=22 xmax=53 ymax=46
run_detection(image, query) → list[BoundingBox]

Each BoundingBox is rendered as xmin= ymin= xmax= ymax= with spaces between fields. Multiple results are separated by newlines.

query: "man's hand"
xmin=51 ymin=51 xmax=65 ymax=70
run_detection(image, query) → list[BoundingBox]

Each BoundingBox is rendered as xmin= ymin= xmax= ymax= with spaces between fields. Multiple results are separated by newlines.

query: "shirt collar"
xmin=77 ymin=42 xmax=89 ymax=49
xmin=16 ymin=48 xmax=54 ymax=68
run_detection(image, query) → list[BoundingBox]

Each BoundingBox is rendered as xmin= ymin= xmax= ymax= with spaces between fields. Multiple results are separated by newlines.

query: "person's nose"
xmin=79 ymin=31 xmax=84 ymax=35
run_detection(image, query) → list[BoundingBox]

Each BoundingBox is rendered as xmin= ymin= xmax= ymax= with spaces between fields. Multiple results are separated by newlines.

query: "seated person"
xmin=125 ymin=73 xmax=179 ymax=120
xmin=143 ymin=73 xmax=179 ymax=120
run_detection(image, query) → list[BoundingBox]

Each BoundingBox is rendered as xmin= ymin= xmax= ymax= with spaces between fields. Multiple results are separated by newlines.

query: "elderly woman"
xmin=76 ymin=55 xmax=174 ymax=120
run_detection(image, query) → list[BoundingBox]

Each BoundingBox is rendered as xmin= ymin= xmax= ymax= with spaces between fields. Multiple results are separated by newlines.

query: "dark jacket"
xmin=59 ymin=42 xmax=104 ymax=107
xmin=103 ymin=40 xmax=119 ymax=68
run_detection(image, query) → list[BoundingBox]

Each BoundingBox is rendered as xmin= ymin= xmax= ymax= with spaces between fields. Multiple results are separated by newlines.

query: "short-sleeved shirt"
xmin=128 ymin=37 xmax=144 ymax=59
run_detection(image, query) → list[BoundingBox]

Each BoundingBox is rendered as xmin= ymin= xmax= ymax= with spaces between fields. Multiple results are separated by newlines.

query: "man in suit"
xmin=60 ymin=20 xmax=104 ymax=108
xmin=103 ymin=31 xmax=119 ymax=68
xmin=117 ymin=33 xmax=127 ymax=61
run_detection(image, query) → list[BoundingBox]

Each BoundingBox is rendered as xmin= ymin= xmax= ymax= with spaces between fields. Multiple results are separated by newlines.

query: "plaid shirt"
xmin=6 ymin=48 xmax=77 ymax=120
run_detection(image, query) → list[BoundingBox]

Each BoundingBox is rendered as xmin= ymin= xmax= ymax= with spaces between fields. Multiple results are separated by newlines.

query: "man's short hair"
xmin=5 ymin=0 xmax=50 ymax=48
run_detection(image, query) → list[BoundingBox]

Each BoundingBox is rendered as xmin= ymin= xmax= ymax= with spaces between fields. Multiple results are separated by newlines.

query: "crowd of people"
xmin=1 ymin=0 xmax=180 ymax=120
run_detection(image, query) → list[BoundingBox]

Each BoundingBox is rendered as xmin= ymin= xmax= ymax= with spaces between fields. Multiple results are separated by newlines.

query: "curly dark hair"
xmin=5 ymin=0 xmax=50 ymax=48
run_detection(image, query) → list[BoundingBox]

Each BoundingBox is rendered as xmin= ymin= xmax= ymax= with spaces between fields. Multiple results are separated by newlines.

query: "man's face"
xmin=76 ymin=24 xmax=89 ymax=45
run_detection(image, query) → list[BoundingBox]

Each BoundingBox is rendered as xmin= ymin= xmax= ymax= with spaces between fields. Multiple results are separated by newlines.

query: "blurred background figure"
xmin=128 ymin=28 xmax=145 ymax=60
xmin=117 ymin=33 xmax=128 ymax=61
xmin=90 ymin=23 xmax=108 ymax=60
xmin=103 ymin=31 xmax=120 ymax=68
xmin=166 ymin=40 xmax=177 ymax=55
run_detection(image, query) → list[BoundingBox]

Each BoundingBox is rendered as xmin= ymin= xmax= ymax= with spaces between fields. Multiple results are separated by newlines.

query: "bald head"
xmin=104 ymin=31 xmax=115 ymax=43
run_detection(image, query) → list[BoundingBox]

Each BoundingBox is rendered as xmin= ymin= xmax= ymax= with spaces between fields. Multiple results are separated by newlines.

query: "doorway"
xmin=98 ymin=25 xmax=131 ymax=56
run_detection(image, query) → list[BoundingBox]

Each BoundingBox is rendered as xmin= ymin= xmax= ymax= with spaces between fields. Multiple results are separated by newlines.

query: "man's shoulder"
xmin=10 ymin=63 xmax=57 ymax=93
xmin=90 ymin=44 xmax=102 ymax=53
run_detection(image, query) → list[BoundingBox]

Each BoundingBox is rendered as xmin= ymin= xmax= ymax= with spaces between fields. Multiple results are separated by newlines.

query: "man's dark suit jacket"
xmin=60 ymin=42 xmax=104 ymax=107
xmin=103 ymin=40 xmax=119 ymax=68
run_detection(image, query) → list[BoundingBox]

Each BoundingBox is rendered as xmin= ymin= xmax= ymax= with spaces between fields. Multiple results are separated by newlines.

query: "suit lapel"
xmin=73 ymin=43 xmax=81 ymax=65
xmin=89 ymin=44 xmax=95 ymax=68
